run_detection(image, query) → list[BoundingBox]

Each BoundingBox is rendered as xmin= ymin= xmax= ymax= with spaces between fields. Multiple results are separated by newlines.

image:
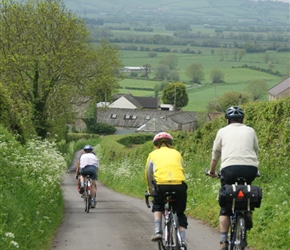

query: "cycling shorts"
xmin=152 ymin=182 xmax=188 ymax=228
xmin=80 ymin=165 xmax=98 ymax=180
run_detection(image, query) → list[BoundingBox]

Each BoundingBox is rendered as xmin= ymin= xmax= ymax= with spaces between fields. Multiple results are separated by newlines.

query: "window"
xmin=132 ymin=115 xmax=137 ymax=120
xmin=145 ymin=115 xmax=150 ymax=120
xmin=124 ymin=114 xmax=130 ymax=120
xmin=111 ymin=114 xmax=117 ymax=119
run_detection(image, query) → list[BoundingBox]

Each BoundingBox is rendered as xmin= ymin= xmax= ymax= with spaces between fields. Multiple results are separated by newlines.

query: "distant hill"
xmin=64 ymin=0 xmax=289 ymax=27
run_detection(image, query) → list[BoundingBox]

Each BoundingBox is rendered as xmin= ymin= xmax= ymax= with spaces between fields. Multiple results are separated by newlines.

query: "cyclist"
xmin=207 ymin=106 xmax=259 ymax=250
xmin=145 ymin=132 xmax=188 ymax=247
xmin=75 ymin=145 xmax=99 ymax=208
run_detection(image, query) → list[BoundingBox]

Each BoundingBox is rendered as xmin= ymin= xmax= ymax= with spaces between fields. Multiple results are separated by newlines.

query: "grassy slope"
xmin=98 ymin=97 xmax=290 ymax=250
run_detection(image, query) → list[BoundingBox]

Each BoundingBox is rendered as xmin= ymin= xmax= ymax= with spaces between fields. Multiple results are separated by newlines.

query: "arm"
xmin=75 ymin=159 xmax=80 ymax=177
xmin=208 ymin=130 xmax=221 ymax=177
xmin=208 ymin=159 xmax=218 ymax=177
xmin=145 ymin=156 xmax=155 ymax=194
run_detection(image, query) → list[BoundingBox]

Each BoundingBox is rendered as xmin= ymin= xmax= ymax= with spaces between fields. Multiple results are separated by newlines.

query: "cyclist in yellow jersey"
xmin=145 ymin=132 xmax=188 ymax=247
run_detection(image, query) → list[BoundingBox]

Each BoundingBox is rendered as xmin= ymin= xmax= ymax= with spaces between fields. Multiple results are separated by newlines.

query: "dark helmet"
xmin=153 ymin=132 xmax=173 ymax=147
xmin=225 ymin=106 xmax=244 ymax=119
xmin=83 ymin=145 xmax=93 ymax=152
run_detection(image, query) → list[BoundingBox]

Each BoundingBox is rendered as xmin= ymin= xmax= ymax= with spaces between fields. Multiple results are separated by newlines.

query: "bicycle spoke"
xmin=232 ymin=215 xmax=246 ymax=250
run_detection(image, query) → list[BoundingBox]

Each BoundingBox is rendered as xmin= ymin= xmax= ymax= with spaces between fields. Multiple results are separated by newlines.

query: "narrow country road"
xmin=51 ymin=152 xmax=237 ymax=250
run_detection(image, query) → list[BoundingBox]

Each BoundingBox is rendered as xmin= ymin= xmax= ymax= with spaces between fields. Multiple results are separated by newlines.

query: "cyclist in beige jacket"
xmin=207 ymin=106 xmax=259 ymax=250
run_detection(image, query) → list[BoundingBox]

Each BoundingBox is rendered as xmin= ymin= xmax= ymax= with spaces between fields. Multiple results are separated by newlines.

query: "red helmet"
xmin=153 ymin=132 xmax=173 ymax=147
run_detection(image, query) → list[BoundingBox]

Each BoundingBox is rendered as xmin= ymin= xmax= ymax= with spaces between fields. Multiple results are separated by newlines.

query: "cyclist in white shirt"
xmin=76 ymin=145 xmax=99 ymax=208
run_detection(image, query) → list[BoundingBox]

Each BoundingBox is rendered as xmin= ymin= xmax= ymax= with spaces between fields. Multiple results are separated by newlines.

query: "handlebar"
xmin=144 ymin=191 xmax=151 ymax=208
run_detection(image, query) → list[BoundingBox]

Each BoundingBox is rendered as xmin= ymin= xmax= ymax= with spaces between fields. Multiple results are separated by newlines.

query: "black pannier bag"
xmin=218 ymin=184 xmax=262 ymax=211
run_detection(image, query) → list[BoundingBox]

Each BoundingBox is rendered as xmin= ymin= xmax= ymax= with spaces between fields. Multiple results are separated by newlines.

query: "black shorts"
xmin=219 ymin=165 xmax=258 ymax=216
xmin=152 ymin=182 xmax=188 ymax=228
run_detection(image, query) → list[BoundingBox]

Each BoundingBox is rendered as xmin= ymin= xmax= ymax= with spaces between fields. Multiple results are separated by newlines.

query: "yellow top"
xmin=145 ymin=146 xmax=186 ymax=194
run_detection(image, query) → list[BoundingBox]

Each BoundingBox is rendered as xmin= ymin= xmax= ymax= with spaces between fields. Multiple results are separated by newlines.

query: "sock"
xmin=179 ymin=230 xmax=186 ymax=242
xmin=154 ymin=219 xmax=162 ymax=233
xmin=80 ymin=181 xmax=84 ymax=187
xmin=220 ymin=232 xmax=228 ymax=243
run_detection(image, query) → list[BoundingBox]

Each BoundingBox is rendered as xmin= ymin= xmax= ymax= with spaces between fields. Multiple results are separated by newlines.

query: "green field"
xmin=118 ymin=49 xmax=286 ymax=111
xmin=76 ymin=0 xmax=289 ymax=112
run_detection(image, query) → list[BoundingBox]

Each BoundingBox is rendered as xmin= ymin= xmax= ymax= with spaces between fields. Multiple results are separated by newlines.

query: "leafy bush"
xmin=117 ymin=133 xmax=153 ymax=147
xmin=83 ymin=118 xmax=116 ymax=135
xmin=0 ymin=126 xmax=67 ymax=250
xmin=98 ymin=97 xmax=290 ymax=250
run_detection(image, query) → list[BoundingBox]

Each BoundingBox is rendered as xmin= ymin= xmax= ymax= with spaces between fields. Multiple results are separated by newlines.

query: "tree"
xmin=185 ymin=63 xmax=204 ymax=84
xmin=154 ymin=64 xmax=170 ymax=80
xmin=207 ymin=91 xmax=253 ymax=112
xmin=142 ymin=64 xmax=151 ymax=78
xmin=162 ymin=82 xmax=188 ymax=109
xmin=238 ymin=49 xmax=246 ymax=61
xmin=159 ymin=53 xmax=178 ymax=70
xmin=210 ymin=68 xmax=225 ymax=83
xmin=245 ymin=80 xmax=268 ymax=100
xmin=0 ymin=0 xmax=123 ymax=139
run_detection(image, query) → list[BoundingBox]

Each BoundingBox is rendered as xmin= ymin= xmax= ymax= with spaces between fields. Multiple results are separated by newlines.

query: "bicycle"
xmin=206 ymin=171 xmax=262 ymax=250
xmin=145 ymin=191 xmax=187 ymax=250
xmin=82 ymin=175 xmax=97 ymax=213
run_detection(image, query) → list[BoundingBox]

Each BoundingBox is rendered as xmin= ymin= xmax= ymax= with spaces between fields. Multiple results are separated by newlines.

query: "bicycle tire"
xmin=84 ymin=194 xmax=90 ymax=213
xmin=231 ymin=215 xmax=247 ymax=250
xmin=84 ymin=188 xmax=91 ymax=213
xmin=167 ymin=213 xmax=180 ymax=250
xmin=162 ymin=216 xmax=171 ymax=250
xmin=173 ymin=213 xmax=181 ymax=250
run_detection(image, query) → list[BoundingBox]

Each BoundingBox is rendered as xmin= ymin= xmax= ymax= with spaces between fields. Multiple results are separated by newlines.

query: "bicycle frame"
xmin=145 ymin=191 xmax=185 ymax=250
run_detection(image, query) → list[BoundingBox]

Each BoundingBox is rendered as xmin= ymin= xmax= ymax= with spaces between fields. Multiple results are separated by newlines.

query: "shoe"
xmin=245 ymin=212 xmax=253 ymax=229
xmin=79 ymin=186 xmax=84 ymax=194
xmin=151 ymin=231 xmax=162 ymax=242
xmin=220 ymin=241 xmax=229 ymax=250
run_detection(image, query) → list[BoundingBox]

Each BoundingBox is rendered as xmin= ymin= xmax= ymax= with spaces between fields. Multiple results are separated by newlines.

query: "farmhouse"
xmin=120 ymin=66 xmax=149 ymax=73
xmin=109 ymin=93 xmax=158 ymax=109
xmin=96 ymin=107 xmax=198 ymax=133
xmin=268 ymin=77 xmax=290 ymax=101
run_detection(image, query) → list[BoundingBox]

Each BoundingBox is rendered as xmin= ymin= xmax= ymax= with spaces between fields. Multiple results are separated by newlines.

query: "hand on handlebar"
xmin=206 ymin=170 xmax=219 ymax=178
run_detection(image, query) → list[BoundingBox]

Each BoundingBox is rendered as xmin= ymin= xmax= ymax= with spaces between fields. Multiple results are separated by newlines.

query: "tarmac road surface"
xmin=51 ymin=152 xmax=251 ymax=250
xmin=51 ymin=172 xmax=220 ymax=250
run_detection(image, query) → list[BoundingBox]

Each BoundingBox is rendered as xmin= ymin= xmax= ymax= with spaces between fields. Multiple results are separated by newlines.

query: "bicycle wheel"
xmin=168 ymin=214 xmax=180 ymax=250
xmin=231 ymin=215 xmax=247 ymax=250
xmin=162 ymin=218 xmax=170 ymax=250
xmin=84 ymin=189 xmax=91 ymax=213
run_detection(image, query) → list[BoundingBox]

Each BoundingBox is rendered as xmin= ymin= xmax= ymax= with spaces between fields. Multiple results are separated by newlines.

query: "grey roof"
xmin=114 ymin=93 xmax=159 ymax=109
xmin=167 ymin=111 xmax=198 ymax=124
xmin=137 ymin=118 xmax=173 ymax=132
xmin=268 ymin=77 xmax=290 ymax=96
xmin=134 ymin=96 xmax=158 ymax=109
xmin=96 ymin=108 xmax=197 ymax=130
